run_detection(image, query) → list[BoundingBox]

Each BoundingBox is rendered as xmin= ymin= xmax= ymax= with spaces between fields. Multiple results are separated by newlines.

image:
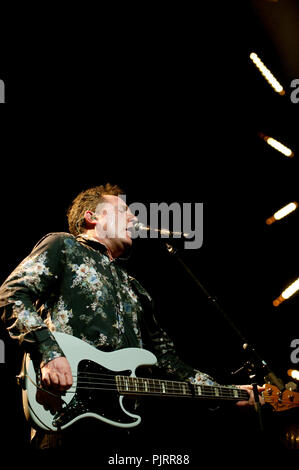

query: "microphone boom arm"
xmin=164 ymin=241 xmax=285 ymax=392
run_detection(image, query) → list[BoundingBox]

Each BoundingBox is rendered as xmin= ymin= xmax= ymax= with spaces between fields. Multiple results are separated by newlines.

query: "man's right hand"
xmin=36 ymin=357 xmax=73 ymax=413
xmin=40 ymin=356 xmax=73 ymax=391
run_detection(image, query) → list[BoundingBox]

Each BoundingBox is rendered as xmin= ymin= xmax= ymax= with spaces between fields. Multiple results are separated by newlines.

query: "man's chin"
xmin=122 ymin=236 xmax=133 ymax=248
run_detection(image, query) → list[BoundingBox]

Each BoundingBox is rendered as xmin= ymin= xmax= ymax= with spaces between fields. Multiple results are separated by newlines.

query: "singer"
xmin=0 ymin=183 xmax=264 ymax=453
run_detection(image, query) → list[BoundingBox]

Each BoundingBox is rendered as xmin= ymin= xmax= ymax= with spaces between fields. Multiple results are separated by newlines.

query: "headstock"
xmin=264 ymin=383 xmax=299 ymax=412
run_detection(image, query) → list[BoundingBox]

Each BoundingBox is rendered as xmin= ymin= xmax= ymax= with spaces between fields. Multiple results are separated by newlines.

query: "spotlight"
xmin=288 ymin=369 xmax=299 ymax=381
xmin=250 ymin=52 xmax=285 ymax=95
xmin=259 ymin=133 xmax=294 ymax=158
xmin=273 ymin=277 xmax=299 ymax=306
xmin=266 ymin=202 xmax=298 ymax=225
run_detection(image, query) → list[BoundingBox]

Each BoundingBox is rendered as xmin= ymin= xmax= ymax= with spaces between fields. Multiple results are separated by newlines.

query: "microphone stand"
xmin=164 ymin=241 xmax=285 ymax=433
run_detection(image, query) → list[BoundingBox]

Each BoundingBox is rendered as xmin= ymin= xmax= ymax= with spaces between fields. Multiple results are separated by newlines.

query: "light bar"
xmin=266 ymin=202 xmax=298 ymax=225
xmin=266 ymin=137 xmax=294 ymax=157
xmin=287 ymin=369 xmax=299 ymax=381
xmin=250 ymin=52 xmax=285 ymax=95
xmin=259 ymin=133 xmax=294 ymax=158
xmin=273 ymin=277 xmax=299 ymax=307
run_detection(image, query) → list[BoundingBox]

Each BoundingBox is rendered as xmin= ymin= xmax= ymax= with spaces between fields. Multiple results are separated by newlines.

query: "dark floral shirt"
xmin=0 ymin=232 xmax=217 ymax=385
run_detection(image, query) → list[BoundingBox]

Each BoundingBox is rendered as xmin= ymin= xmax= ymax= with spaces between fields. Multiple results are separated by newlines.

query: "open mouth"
xmin=126 ymin=224 xmax=134 ymax=234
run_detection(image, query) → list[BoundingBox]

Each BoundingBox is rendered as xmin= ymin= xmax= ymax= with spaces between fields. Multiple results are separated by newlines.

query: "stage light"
xmin=273 ymin=277 xmax=299 ymax=306
xmin=281 ymin=278 xmax=299 ymax=299
xmin=250 ymin=52 xmax=285 ymax=95
xmin=287 ymin=369 xmax=299 ymax=381
xmin=267 ymin=137 xmax=294 ymax=157
xmin=266 ymin=202 xmax=298 ymax=225
xmin=258 ymin=133 xmax=294 ymax=158
xmin=266 ymin=137 xmax=294 ymax=157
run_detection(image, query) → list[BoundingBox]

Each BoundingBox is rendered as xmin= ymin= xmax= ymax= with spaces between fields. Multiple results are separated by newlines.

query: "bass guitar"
xmin=18 ymin=332 xmax=299 ymax=431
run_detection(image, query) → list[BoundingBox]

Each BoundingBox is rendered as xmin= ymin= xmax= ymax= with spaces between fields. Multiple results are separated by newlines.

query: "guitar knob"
xmin=285 ymin=381 xmax=297 ymax=391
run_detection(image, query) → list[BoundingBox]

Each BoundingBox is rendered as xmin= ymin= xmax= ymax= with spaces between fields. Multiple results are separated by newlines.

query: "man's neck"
xmin=81 ymin=230 xmax=120 ymax=260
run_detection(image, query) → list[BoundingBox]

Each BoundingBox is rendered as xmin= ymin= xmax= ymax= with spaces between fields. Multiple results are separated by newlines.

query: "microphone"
xmin=133 ymin=222 xmax=190 ymax=238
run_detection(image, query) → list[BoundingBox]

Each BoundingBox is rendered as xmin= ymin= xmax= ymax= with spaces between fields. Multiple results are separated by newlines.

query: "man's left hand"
xmin=236 ymin=385 xmax=265 ymax=407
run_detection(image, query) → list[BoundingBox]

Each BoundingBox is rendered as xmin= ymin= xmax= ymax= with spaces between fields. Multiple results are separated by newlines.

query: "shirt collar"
xmin=76 ymin=234 xmax=109 ymax=254
xmin=76 ymin=234 xmax=132 ymax=262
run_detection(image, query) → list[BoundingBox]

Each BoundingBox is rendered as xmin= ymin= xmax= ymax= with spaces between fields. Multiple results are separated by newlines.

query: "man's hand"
xmin=40 ymin=356 xmax=73 ymax=391
xmin=236 ymin=384 xmax=265 ymax=407
xmin=36 ymin=357 xmax=73 ymax=413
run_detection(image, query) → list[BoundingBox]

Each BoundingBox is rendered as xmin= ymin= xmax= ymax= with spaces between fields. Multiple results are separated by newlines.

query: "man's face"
xmin=95 ymin=195 xmax=136 ymax=251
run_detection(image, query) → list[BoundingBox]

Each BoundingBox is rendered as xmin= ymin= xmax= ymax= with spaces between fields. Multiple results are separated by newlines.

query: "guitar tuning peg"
xmin=285 ymin=381 xmax=297 ymax=391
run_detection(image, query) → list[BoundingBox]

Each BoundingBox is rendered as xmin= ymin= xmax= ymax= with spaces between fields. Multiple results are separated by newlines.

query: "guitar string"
xmin=30 ymin=373 xmax=292 ymax=403
xmin=35 ymin=372 xmax=293 ymax=404
xmin=73 ymin=376 xmax=249 ymax=396
xmin=77 ymin=381 xmax=249 ymax=398
xmin=61 ymin=385 xmax=250 ymax=400
xmin=36 ymin=379 xmax=294 ymax=403
xmin=73 ymin=372 xmax=251 ymax=392
xmin=62 ymin=381 xmax=250 ymax=400
xmin=36 ymin=369 xmax=250 ymax=399
xmin=36 ymin=369 xmax=286 ymax=401
xmin=76 ymin=383 xmax=249 ymax=396
xmin=33 ymin=371 xmax=255 ymax=400
xmin=35 ymin=372 xmax=253 ymax=400
xmin=70 ymin=389 xmax=294 ymax=405
xmin=71 ymin=372 xmax=263 ymax=397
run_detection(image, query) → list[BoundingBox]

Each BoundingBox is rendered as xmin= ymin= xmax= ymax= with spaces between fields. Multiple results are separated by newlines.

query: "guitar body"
xmin=22 ymin=332 xmax=157 ymax=431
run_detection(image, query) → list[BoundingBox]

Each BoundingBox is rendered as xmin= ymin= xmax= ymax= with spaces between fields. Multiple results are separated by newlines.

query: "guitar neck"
xmin=116 ymin=376 xmax=249 ymax=402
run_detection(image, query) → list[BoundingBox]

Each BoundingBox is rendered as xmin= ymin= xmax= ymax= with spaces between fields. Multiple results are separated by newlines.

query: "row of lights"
xmin=249 ymin=52 xmax=298 ymax=307
xmin=250 ymin=12 xmax=299 ymax=401
xmin=249 ymin=52 xmax=285 ymax=95
xmin=250 ymin=52 xmax=295 ymax=159
xmin=267 ymin=200 xmax=298 ymax=306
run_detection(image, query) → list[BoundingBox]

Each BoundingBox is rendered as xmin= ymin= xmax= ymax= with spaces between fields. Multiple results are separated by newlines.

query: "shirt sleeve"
xmin=0 ymin=233 xmax=67 ymax=367
xmin=145 ymin=315 xmax=219 ymax=385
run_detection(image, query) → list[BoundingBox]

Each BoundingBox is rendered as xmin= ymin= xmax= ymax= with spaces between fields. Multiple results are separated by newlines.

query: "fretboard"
xmin=115 ymin=376 xmax=249 ymax=402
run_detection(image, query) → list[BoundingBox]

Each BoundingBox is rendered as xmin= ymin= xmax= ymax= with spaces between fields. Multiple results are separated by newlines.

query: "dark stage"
xmin=0 ymin=0 xmax=299 ymax=463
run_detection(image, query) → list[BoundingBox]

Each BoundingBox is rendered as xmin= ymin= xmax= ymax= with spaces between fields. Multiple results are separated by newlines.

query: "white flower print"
xmin=50 ymin=298 xmax=73 ymax=335
xmin=10 ymin=300 xmax=44 ymax=334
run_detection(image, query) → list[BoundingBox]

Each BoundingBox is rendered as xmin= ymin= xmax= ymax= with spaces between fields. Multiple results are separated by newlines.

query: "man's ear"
xmin=83 ymin=211 xmax=98 ymax=226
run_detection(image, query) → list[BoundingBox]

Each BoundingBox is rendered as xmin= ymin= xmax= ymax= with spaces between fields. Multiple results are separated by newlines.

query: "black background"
xmin=0 ymin=0 xmax=298 ymax=461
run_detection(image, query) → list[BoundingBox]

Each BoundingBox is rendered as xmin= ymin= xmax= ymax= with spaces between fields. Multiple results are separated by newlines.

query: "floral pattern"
xmin=0 ymin=232 xmax=217 ymax=384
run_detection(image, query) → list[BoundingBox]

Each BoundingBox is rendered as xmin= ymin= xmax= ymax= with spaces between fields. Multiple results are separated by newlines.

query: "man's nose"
xmin=127 ymin=212 xmax=137 ymax=223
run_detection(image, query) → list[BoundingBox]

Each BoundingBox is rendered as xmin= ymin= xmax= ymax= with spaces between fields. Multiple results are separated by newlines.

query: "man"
xmin=0 ymin=183 xmax=263 ymax=451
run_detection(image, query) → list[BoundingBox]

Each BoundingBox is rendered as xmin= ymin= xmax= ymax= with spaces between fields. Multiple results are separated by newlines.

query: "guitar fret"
xmin=125 ymin=377 xmax=129 ymax=391
xmin=181 ymin=383 xmax=187 ymax=395
xmin=116 ymin=376 xmax=247 ymax=402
